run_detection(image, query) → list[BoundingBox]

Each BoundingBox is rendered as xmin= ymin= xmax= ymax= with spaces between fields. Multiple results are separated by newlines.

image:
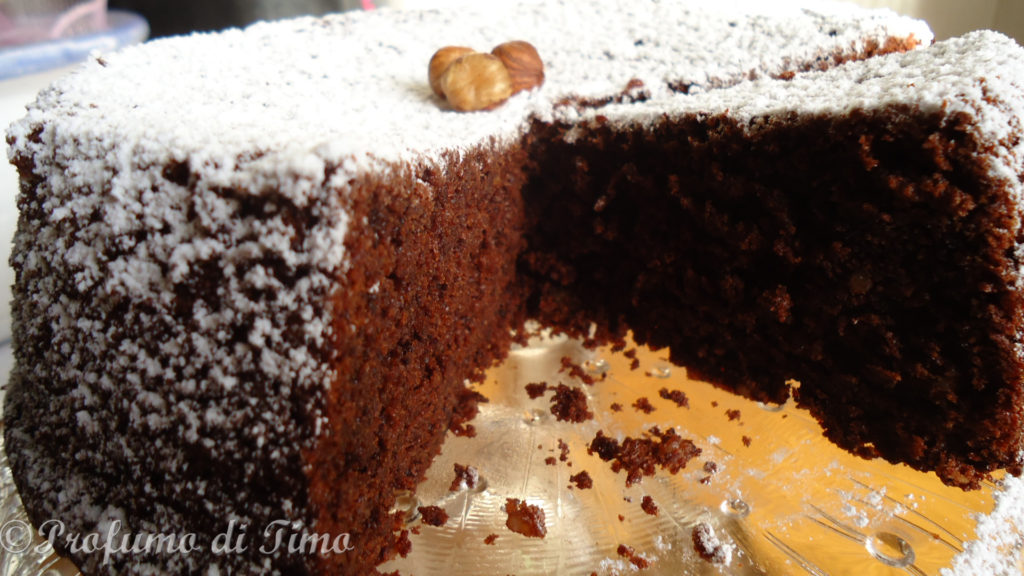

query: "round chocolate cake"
xmin=5 ymin=0 xmax=1024 ymax=574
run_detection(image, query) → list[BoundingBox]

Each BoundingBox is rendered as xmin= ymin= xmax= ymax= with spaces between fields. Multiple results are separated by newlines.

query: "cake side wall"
xmin=306 ymin=145 xmax=530 ymax=574
xmin=3 ymin=113 xmax=347 ymax=573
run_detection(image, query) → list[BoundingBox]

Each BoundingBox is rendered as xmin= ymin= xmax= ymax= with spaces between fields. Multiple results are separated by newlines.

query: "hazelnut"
xmin=491 ymin=40 xmax=544 ymax=94
xmin=428 ymin=46 xmax=476 ymax=98
xmin=440 ymin=53 xmax=514 ymax=112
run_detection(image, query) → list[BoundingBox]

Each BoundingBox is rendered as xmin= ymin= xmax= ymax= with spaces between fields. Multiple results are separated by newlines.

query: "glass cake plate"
xmin=1 ymin=333 xmax=1024 ymax=575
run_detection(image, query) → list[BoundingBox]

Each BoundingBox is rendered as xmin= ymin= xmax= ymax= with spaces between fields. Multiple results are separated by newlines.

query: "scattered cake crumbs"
xmin=658 ymin=388 xmax=689 ymax=408
xmin=449 ymin=388 xmax=487 ymax=437
xmin=545 ymin=456 xmax=557 ymax=466
xmin=742 ymin=435 xmax=753 ymax=447
xmin=700 ymin=461 xmax=720 ymax=484
xmin=550 ymin=384 xmax=594 ymax=422
xmin=726 ymin=408 xmax=742 ymax=421
xmin=692 ymin=522 xmax=734 ymax=565
xmin=395 ymin=529 xmax=412 ymax=558
xmin=617 ymin=544 xmax=652 ymax=569
xmin=558 ymin=438 xmax=571 ymax=462
xmin=569 ymin=470 xmax=593 ymax=489
xmin=560 ymin=356 xmax=596 ymax=385
xmin=451 ymin=423 xmax=477 ymax=437
xmin=525 ymin=382 xmax=549 ymax=399
xmin=641 ymin=495 xmax=659 ymax=516
xmin=632 ymin=396 xmax=656 ymax=414
xmin=588 ymin=427 xmax=702 ymax=487
xmin=484 ymin=533 xmax=499 ymax=545
xmin=589 ymin=431 xmax=621 ymax=460
xmin=610 ymin=402 xmax=623 ymax=412
xmin=450 ymin=463 xmax=480 ymax=491
xmin=505 ymin=498 xmax=547 ymax=538
xmin=418 ymin=505 xmax=449 ymax=527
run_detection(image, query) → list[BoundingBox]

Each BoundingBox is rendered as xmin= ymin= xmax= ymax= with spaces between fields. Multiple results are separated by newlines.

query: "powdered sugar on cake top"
xmin=587 ymin=29 xmax=1024 ymax=204
xmin=9 ymin=0 xmax=931 ymax=191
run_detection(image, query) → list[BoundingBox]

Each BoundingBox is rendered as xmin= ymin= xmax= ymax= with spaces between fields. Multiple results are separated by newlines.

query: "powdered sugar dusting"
xmin=10 ymin=0 xmax=930 ymax=185
xmin=601 ymin=30 xmax=1024 ymax=175
xmin=944 ymin=474 xmax=1024 ymax=576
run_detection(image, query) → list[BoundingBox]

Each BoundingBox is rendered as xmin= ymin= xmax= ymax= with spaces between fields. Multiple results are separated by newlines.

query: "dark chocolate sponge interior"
xmin=518 ymin=107 xmax=1024 ymax=489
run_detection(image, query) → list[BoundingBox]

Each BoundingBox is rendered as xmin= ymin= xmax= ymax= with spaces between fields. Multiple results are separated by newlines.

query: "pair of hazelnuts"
xmin=428 ymin=41 xmax=545 ymax=112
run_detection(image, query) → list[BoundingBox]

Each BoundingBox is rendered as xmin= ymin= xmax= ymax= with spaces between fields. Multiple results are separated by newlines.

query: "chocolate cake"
xmin=4 ymin=0 xmax=1024 ymax=574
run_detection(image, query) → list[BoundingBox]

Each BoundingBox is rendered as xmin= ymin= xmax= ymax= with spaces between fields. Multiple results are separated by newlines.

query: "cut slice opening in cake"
xmin=5 ymin=3 xmax=1024 ymax=575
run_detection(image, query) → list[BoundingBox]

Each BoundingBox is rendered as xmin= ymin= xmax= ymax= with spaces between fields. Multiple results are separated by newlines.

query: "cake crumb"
xmin=700 ymin=461 xmax=720 ymax=484
xmin=632 ymin=396 xmax=655 ymax=414
xmin=395 ymin=529 xmax=412 ymax=558
xmin=484 ymin=533 xmax=499 ymax=545
xmin=658 ymin=388 xmax=689 ymax=408
xmin=505 ymin=498 xmax=547 ymax=538
xmin=629 ymin=358 xmax=641 ymax=370
xmin=418 ymin=505 xmax=449 ymax=527
xmin=641 ymin=495 xmax=659 ymax=516
xmin=617 ymin=544 xmax=652 ymax=569
xmin=692 ymin=522 xmax=734 ymax=565
xmin=725 ymin=408 xmax=742 ymax=421
xmin=569 ymin=470 xmax=593 ymax=489
xmin=449 ymin=388 xmax=487 ymax=437
xmin=450 ymin=463 xmax=479 ymax=491
xmin=545 ymin=456 xmax=557 ymax=466
xmin=618 ymin=514 xmax=625 ymax=522
xmin=525 ymin=382 xmax=549 ymax=399
xmin=589 ymin=431 xmax=621 ymax=461
xmin=742 ymin=435 xmax=753 ymax=447
xmin=588 ymin=427 xmax=702 ymax=487
xmin=711 ymin=401 xmax=719 ymax=408
xmin=550 ymin=384 xmax=593 ymax=422
xmin=558 ymin=438 xmax=571 ymax=462
xmin=560 ymin=356 xmax=596 ymax=385
xmin=610 ymin=402 xmax=623 ymax=412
